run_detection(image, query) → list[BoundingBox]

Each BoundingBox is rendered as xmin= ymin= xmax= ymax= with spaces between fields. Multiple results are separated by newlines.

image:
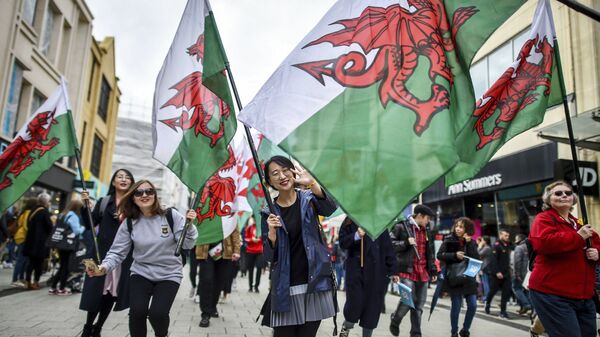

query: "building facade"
xmin=0 ymin=0 xmax=93 ymax=212
xmin=422 ymin=0 xmax=600 ymax=237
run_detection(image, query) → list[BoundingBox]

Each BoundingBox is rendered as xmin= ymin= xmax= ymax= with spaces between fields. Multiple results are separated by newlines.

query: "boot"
xmin=91 ymin=324 xmax=101 ymax=337
xmin=80 ymin=324 xmax=93 ymax=337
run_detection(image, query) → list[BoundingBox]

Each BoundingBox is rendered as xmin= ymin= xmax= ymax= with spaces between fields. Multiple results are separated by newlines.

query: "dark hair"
xmin=118 ymin=180 xmax=164 ymax=219
xmin=342 ymin=216 xmax=355 ymax=227
xmin=452 ymin=217 xmax=474 ymax=236
xmin=482 ymin=236 xmax=491 ymax=245
xmin=107 ymin=168 xmax=135 ymax=196
xmin=264 ymin=156 xmax=296 ymax=189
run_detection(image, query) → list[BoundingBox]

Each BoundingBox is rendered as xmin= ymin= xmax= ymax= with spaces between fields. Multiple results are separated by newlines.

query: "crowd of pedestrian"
xmin=1 ymin=160 xmax=599 ymax=337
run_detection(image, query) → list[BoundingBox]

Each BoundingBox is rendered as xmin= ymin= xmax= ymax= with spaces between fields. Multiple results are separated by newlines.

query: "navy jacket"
xmin=261 ymin=189 xmax=337 ymax=313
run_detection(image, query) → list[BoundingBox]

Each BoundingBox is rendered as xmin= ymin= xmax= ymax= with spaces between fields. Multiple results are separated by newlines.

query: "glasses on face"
xmin=553 ymin=190 xmax=573 ymax=197
xmin=115 ymin=175 xmax=132 ymax=181
xmin=269 ymin=167 xmax=291 ymax=180
xmin=134 ymin=188 xmax=156 ymax=198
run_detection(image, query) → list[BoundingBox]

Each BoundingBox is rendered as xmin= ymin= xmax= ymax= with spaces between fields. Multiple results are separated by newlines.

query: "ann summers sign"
xmin=448 ymin=174 xmax=503 ymax=196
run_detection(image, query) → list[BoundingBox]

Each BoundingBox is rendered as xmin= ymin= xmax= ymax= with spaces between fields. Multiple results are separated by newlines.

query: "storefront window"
xmin=498 ymin=198 xmax=542 ymax=236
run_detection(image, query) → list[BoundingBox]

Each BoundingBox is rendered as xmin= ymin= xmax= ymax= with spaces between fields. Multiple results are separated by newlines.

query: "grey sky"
xmin=87 ymin=0 xmax=336 ymax=120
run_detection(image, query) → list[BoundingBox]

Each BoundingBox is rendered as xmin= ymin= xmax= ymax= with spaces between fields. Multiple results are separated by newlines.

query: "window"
xmin=90 ymin=134 xmax=104 ymax=177
xmin=22 ymin=0 xmax=38 ymax=26
xmin=87 ymin=59 xmax=98 ymax=101
xmin=2 ymin=62 xmax=25 ymax=137
xmin=40 ymin=4 xmax=55 ymax=56
xmin=97 ymin=77 xmax=111 ymax=121
xmin=30 ymin=90 xmax=46 ymax=117
xmin=470 ymin=28 xmax=531 ymax=99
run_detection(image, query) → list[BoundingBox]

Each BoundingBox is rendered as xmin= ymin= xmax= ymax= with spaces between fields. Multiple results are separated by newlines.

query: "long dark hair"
xmin=107 ymin=168 xmax=135 ymax=197
xmin=118 ymin=180 xmax=164 ymax=220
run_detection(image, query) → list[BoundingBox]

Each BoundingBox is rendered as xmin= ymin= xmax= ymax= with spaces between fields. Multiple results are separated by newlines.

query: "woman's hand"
xmin=232 ymin=253 xmax=240 ymax=261
xmin=456 ymin=251 xmax=465 ymax=260
xmin=291 ymin=167 xmax=314 ymax=187
xmin=86 ymin=264 xmax=107 ymax=277
xmin=586 ymin=248 xmax=599 ymax=261
xmin=357 ymin=227 xmax=365 ymax=238
xmin=578 ymin=224 xmax=593 ymax=240
xmin=185 ymin=209 xmax=197 ymax=222
xmin=81 ymin=191 xmax=90 ymax=203
xmin=267 ymin=214 xmax=282 ymax=244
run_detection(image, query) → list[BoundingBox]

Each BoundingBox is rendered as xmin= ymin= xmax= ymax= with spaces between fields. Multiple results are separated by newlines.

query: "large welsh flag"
xmin=152 ymin=0 xmax=236 ymax=194
xmin=0 ymin=79 xmax=77 ymax=213
xmin=195 ymin=129 xmax=253 ymax=245
xmin=445 ymin=0 xmax=562 ymax=184
xmin=238 ymin=0 xmax=525 ymax=238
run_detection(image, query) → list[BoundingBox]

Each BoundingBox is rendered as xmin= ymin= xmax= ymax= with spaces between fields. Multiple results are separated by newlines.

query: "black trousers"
xmin=273 ymin=320 xmax=321 ymax=337
xmin=25 ymin=256 xmax=44 ymax=283
xmin=485 ymin=274 xmax=511 ymax=313
xmin=51 ymin=250 xmax=72 ymax=289
xmin=129 ymin=274 xmax=179 ymax=337
xmin=198 ymin=258 xmax=229 ymax=317
xmin=189 ymin=247 xmax=199 ymax=289
xmin=246 ymin=253 xmax=262 ymax=290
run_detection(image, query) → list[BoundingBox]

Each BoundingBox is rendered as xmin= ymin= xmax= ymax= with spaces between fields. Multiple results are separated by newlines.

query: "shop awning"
xmin=537 ymin=108 xmax=600 ymax=151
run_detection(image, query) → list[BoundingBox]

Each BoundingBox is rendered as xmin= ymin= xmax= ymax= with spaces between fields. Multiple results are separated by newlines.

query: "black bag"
xmin=446 ymin=260 xmax=469 ymax=287
xmin=46 ymin=214 xmax=79 ymax=251
xmin=256 ymin=292 xmax=272 ymax=327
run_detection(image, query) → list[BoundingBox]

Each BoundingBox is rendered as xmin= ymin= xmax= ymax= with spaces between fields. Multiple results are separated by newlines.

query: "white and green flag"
xmin=152 ymin=0 xmax=236 ymax=194
xmin=0 ymin=79 xmax=77 ymax=213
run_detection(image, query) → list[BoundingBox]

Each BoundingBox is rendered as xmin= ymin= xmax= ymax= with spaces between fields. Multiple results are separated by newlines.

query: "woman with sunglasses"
xmin=528 ymin=180 xmax=600 ymax=337
xmin=87 ymin=180 xmax=197 ymax=337
xmin=262 ymin=156 xmax=337 ymax=337
xmin=79 ymin=168 xmax=135 ymax=337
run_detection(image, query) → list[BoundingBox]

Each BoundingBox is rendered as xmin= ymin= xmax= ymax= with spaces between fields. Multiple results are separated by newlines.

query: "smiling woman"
xmin=86 ymin=179 xmax=198 ymax=337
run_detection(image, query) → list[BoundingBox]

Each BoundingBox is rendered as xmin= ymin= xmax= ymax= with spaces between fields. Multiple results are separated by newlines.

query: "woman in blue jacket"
xmin=261 ymin=156 xmax=337 ymax=337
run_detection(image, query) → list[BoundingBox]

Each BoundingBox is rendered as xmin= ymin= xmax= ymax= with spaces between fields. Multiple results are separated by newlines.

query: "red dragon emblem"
xmin=160 ymin=34 xmax=231 ymax=147
xmin=195 ymin=146 xmax=237 ymax=223
xmin=473 ymin=34 xmax=553 ymax=150
xmin=0 ymin=111 xmax=59 ymax=191
xmin=294 ymin=1 xmax=478 ymax=135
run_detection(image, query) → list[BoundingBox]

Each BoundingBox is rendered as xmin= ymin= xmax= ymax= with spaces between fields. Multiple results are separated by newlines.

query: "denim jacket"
xmin=261 ymin=189 xmax=337 ymax=313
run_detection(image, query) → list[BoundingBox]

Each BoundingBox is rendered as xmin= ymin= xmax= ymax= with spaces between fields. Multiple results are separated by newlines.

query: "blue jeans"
xmin=11 ymin=244 xmax=28 ymax=282
xmin=6 ymin=240 xmax=16 ymax=263
xmin=450 ymin=294 xmax=477 ymax=334
xmin=512 ymin=278 xmax=531 ymax=308
xmin=530 ymin=289 xmax=596 ymax=337
xmin=481 ymin=273 xmax=490 ymax=301
xmin=335 ymin=262 xmax=345 ymax=289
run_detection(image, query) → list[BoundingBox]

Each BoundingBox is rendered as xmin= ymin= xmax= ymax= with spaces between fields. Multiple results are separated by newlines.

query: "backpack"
xmin=125 ymin=208 xmax=187 ymax=266
xmin=98 ymin=197 xmax=111 ymax=219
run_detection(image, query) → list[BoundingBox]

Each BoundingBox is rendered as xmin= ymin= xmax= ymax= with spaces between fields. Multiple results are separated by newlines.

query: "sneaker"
xmin=389 ymin=314 xmax=400 ymax=337
xmin=459 ymin=329 xmax=470 ymax=337
xmin=57 ymin=288 xmax=72 ymax=296
xmin=210 ymin=312 xmax=219 ymax=318
xmin=199 ymin=316 xmax=210 ymax=328
xmin=189 ymin=286 xmax=196 ymax=298
xmin=10 ymin=281 xmax=23 ymax=288
xmin=48 ymin=288 xmax=58 ymax=295
xmin=194 ymin=295 xmax=200 ymax=304
xmin=484 ymin=305 xmax=491 ymax=315
xmin=499 ymin=312 xmax=510 ymax=320
xmin=339 ymin=326 xmax=350 ymax=337
xmin=254 ymin=286 xmax=259 ymax=293
xmin=3 ymin=262 xmax=13 ymax=269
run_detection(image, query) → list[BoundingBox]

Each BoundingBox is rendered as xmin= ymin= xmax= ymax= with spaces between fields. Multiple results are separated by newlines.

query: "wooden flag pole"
xmin=360 ymin=236 xmax=364 ymax=268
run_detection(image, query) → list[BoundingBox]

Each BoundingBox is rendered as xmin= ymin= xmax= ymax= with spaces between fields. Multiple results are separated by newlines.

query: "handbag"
xmin=46 ymin=214 xmax=78 ymax=251
xmin=446 ymin=259 xmax=469 ymax=287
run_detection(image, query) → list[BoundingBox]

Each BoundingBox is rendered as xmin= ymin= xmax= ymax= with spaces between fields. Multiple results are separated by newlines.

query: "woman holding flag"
xmin=437 ymin=217 xmax=479 ymax=337
xmin=262 ymin=155 xmax=337 ymax=337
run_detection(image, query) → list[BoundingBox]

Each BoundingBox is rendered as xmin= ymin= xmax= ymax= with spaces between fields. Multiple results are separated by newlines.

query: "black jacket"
xmin=23 ymin=207 xmax=52 ymax=259
xmin=390 ymin=219 xmax=436 ymax=277
xmin=437 ymin=234 xmax=480 ymax=295
xmin=488 ymin=240 xmax=512 ymax=278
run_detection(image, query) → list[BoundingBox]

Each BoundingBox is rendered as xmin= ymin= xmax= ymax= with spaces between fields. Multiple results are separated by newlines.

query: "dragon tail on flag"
xmin=0 ymin=78 xmax=77 ymax=213
xmin=445 ymin=0 xmax=563 ymax=185
xmin=152 ymin=0 xmax=236 ymax=195
xmin=238 ymin=0 xmax=526 ymax=238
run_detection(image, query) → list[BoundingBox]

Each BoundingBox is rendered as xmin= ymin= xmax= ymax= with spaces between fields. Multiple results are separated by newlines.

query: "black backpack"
xmin=126 ymin=208 xmax=187 ymax=266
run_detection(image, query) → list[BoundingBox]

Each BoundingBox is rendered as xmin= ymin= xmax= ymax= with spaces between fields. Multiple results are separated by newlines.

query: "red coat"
xmin=528 ymin=208 xmax=600 ymax=299
xmin=244 ymin=224 xmax=263 ymax=254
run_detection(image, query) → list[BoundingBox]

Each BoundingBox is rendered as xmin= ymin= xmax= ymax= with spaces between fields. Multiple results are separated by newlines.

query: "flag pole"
xmin=554 ymin=0 xmax=600 ymax=23
xmin=175 ymin=192 xmax=199 ymax=257
xmin=61 ymin=78 xmax=101 ymax=263
xmin=553 ymin=40 xmax=591 ymax=247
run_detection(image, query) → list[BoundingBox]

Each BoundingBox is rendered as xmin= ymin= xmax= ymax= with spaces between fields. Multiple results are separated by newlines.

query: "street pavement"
xmin=0 ymin=265 xmax=537 ymax=337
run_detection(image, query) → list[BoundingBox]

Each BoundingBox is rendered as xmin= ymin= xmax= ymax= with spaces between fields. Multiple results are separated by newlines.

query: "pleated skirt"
xmin=270 ymin=284 xmax=336 ymax=327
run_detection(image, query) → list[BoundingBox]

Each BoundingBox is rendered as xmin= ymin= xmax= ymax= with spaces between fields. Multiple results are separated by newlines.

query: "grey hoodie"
xmin=101 ymin=210 xmax=197 ymax=283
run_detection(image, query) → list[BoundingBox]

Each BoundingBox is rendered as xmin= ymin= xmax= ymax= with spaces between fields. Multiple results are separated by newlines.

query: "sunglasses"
xmin=553 ymin=190 xmax=573 ymax=197
xmin=134 ymin=188 xmax=156 ymax=197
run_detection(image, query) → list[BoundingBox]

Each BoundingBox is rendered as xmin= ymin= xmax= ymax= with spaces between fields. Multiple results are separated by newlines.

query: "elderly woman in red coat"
xmin=528 ymin=180 xmax=600 ymax=337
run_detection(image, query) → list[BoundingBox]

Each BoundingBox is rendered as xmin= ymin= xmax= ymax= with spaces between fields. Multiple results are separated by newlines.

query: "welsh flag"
xmin=0 ymin=79 xmax=77 ymax=213
xmin=238 ymin=0 xmax=525 ymax=237
xmin=152 ymin=0 xmax=236 ymax=194
xmin=445 ymin=0 xmax=562 ymax=184
xmin=195 ymin=129 xmax=253 ymax=245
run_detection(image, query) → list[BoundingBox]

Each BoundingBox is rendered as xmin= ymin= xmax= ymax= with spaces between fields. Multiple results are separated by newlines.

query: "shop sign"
xmin=447 ymin=173 xmax=503 ymax=196
xmin=554 ymin=160 xmax=599 ymax=196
